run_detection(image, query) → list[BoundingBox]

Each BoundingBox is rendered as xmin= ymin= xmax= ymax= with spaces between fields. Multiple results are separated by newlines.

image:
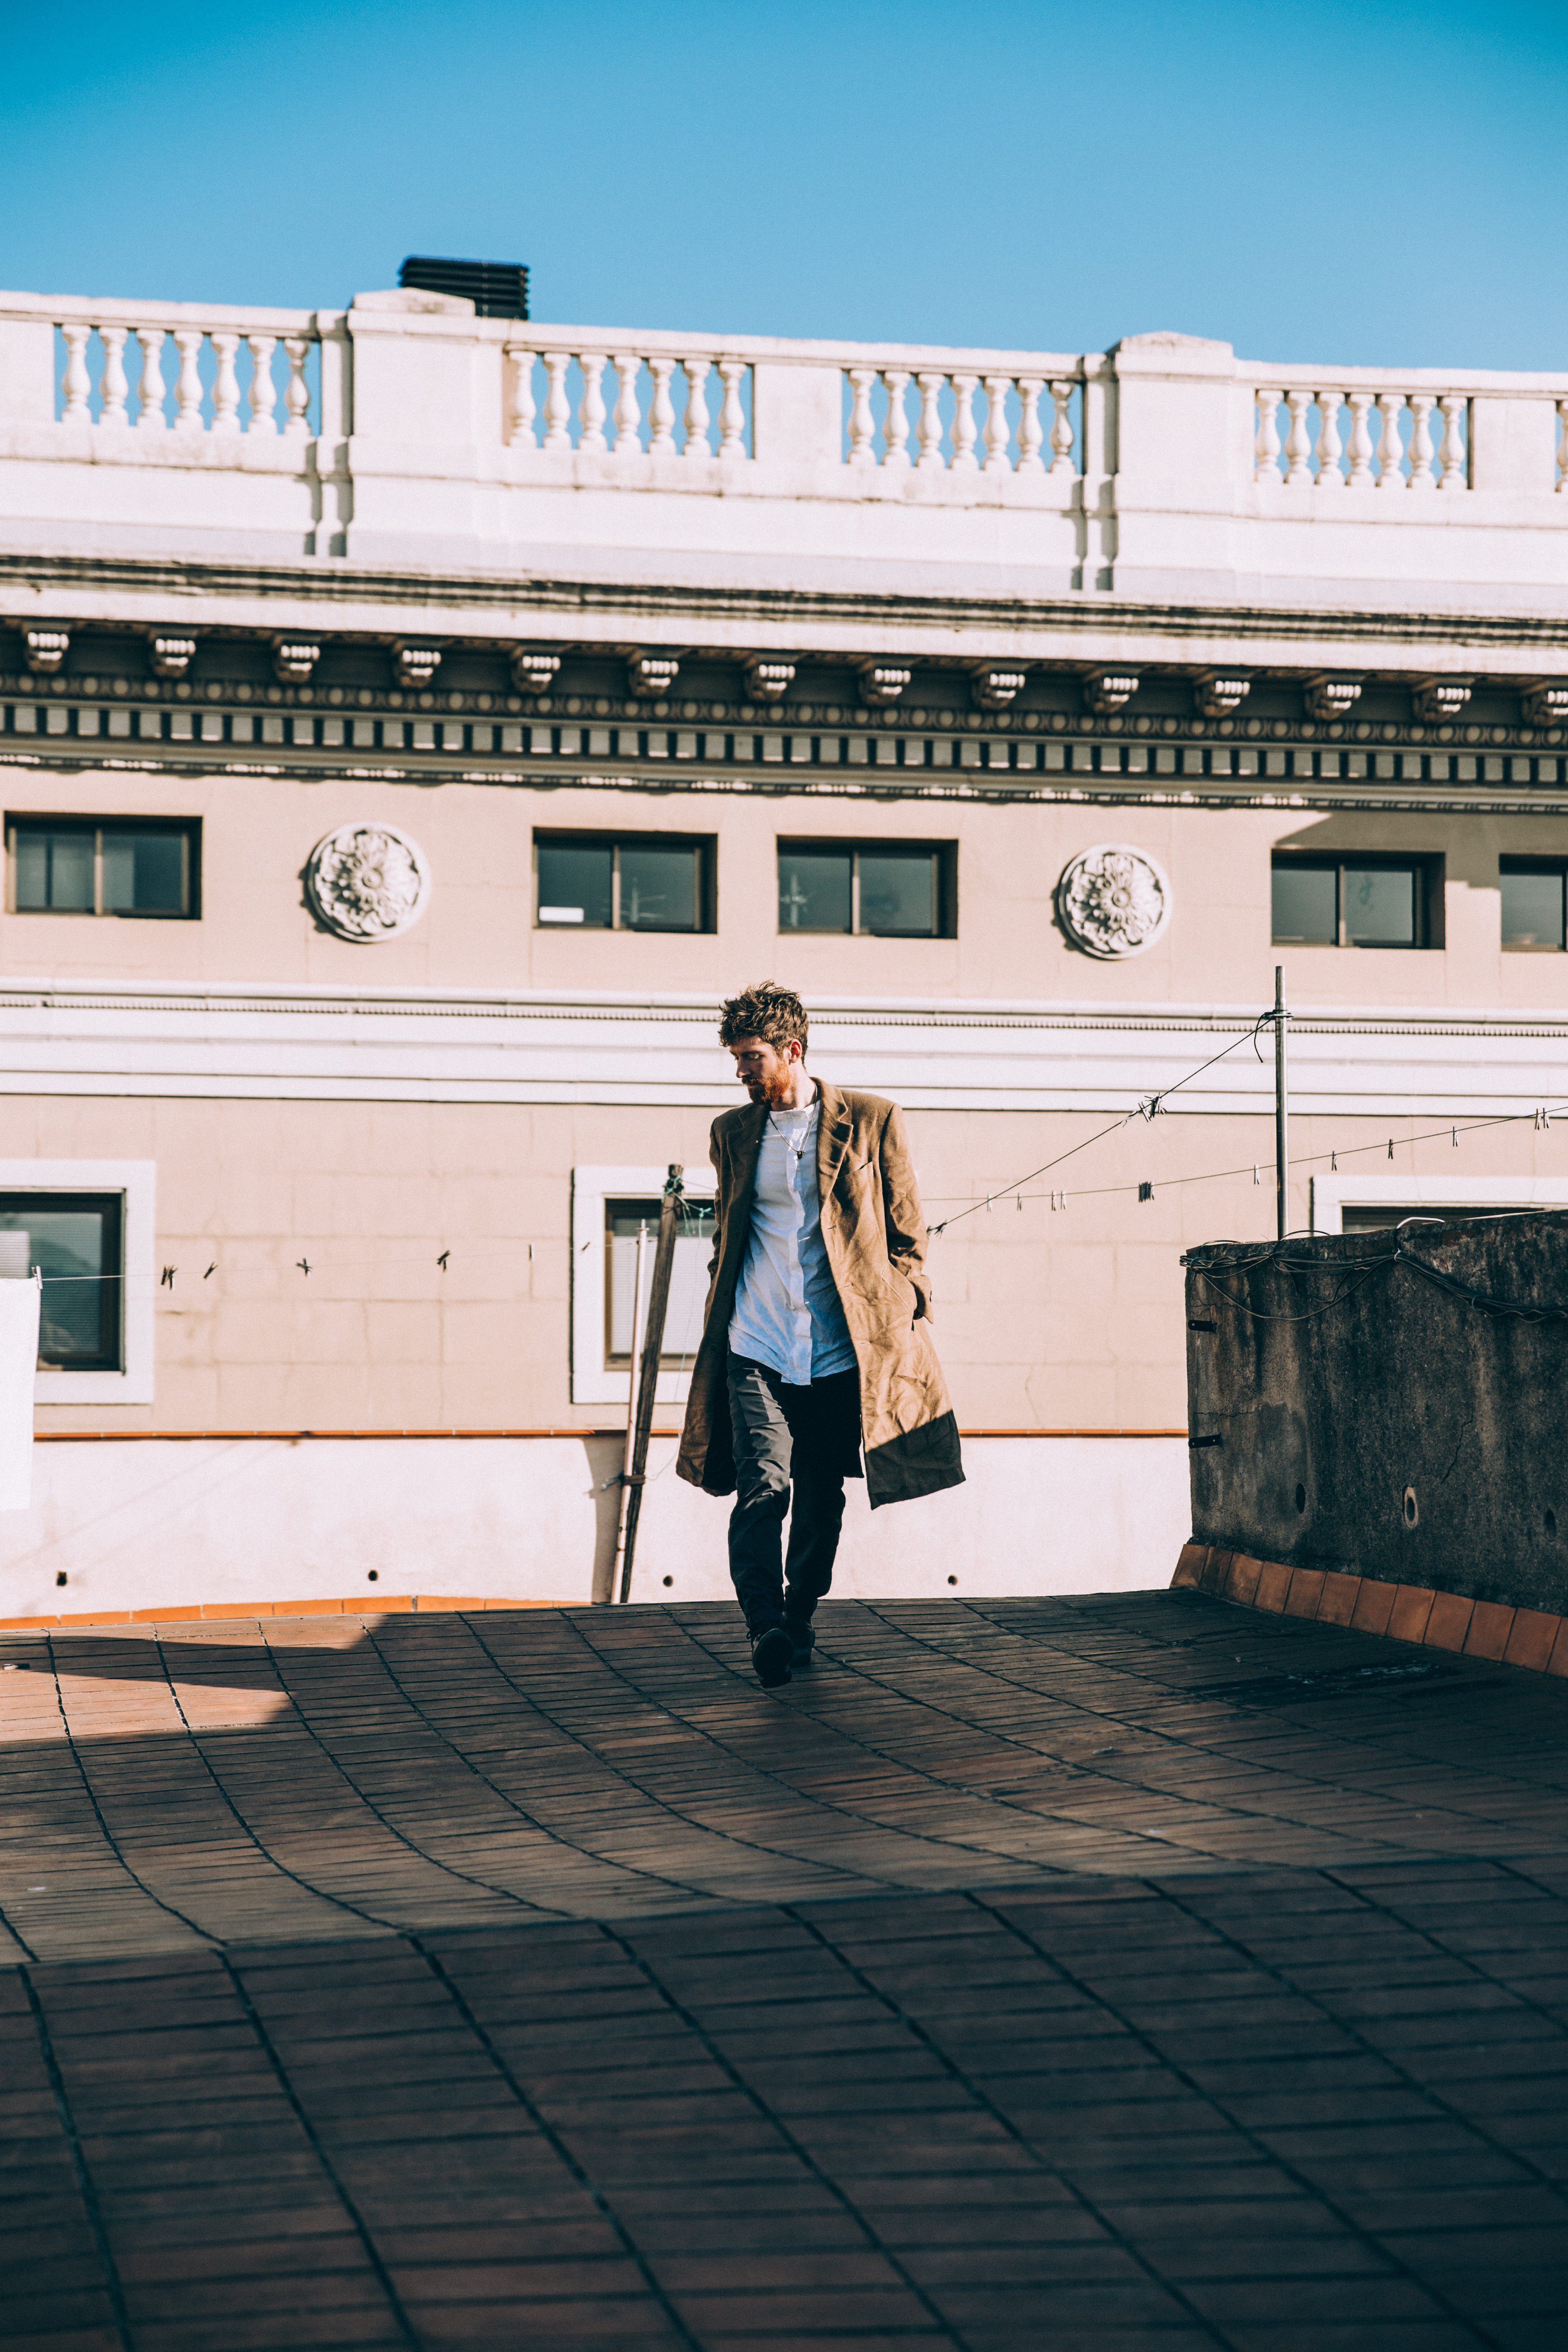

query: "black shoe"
xmin=784 ymin=1616 xmax=815 ymax=1668
xmin=750 ymin=1623 xmax=794 ymax=1687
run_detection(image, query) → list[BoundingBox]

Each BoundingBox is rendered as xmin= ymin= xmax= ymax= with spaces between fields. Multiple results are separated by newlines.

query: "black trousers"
xmin=725 ymin=1353 xmax=862 ymax=1629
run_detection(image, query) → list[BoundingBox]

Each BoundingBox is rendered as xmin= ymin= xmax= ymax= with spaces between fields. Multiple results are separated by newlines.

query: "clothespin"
xmin=1452 ymin=1127 xmax=1458 ymax=1148
xmin=1253 ymin=1164 xmax=1260 ymax=1186
xmin=297 ymin=1258 xmax=311 ymax=1277
xmin=203 ymin=1264 xmax=216 ymax=1280
xmin=1138 ymin=1182 xmax=1153 ymax=1203
xmin=1330 ymin=1150 xmax=1337 ymax=1172
xmin=437 ymin=1250 xmax=450 ymax=1271
xmin=1015 ymin=1193 xmax=1023 ymax=1211
xmin=1387 ymin=1138 xmax=1394 ymax=1159
xmin=160 ymin=1266 xmax=177 ymax=1289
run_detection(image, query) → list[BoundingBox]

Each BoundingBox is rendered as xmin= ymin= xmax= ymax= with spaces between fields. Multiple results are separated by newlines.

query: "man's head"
xmin=719 ymin=981 xmax=808 ymax=1108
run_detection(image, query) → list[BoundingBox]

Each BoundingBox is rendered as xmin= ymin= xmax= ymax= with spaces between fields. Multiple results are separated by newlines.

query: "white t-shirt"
xmin=728 ymin=1094 xmax=857 ymax=1385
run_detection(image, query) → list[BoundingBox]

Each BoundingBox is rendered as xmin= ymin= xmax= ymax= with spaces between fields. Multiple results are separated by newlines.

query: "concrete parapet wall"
xmin=1184 ymin=1213 xmax=1568 ymax=1612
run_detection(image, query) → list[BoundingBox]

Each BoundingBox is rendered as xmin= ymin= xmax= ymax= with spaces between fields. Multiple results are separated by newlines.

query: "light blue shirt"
xmin=728 ymin=1095 xmax=857 ymax=1384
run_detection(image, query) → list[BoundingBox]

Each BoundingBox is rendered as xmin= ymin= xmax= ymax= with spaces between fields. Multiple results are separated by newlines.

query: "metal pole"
xmin=618 ymin=1164 xmax=684 ymax=1605
xmin=1274 ymin=965 xmax=1289 ymax=1242
xmin=607 ymin=1219 xmax=649 ymax=1605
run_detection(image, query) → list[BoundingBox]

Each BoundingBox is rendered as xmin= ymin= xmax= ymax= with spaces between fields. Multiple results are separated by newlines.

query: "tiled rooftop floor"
xmin=4 ymin=1590 xmax=1568 ymax=2348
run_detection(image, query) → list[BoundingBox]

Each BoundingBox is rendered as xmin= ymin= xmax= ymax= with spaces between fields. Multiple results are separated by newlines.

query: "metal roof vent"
xmin=397 ymin=256 xmax=529 ymax=319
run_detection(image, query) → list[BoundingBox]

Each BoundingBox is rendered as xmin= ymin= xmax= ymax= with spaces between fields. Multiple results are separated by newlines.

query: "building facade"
xmin=1 ymin=285 xmax=1566 ymax=1615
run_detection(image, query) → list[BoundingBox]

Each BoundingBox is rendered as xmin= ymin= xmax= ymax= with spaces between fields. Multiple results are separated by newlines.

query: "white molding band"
xmin=570 ymin=1165 xmax=717 ymax=1406
xmin=1 ymin=982 xmax=1567 ymax=1117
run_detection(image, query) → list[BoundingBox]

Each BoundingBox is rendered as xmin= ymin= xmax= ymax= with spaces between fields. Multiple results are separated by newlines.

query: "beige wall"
xmin=6 ymin=766 xmax=1568 ymax=1011
xmin=9 ymin=1091 xmax=1565 ymax=1435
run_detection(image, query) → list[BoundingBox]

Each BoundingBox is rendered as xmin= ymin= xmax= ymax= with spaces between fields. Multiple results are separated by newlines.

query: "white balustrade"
xmin=1254 ymin=383 xmax=1470 ymax=489
xmin=502 ymin=345 xmax=753 ymax=458
xmin=53 ymin=314 xmax=317 ymax=433
xmin=847 ymin=365 xmax=1072 ymax=475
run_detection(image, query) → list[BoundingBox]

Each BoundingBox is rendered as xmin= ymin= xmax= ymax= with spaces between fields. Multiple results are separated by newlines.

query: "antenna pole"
xmin=1274 ymin=965 xmax=1289 ymax=1243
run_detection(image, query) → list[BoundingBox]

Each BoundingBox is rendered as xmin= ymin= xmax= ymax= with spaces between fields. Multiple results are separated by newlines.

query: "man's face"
xmin=729 ymin=1034 xmax=801 ymax=1107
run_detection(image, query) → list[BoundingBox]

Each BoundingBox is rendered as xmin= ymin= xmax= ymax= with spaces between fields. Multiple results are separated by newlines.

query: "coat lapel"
xmin=815 ymin=1078 xmax=853 ymax=1208
xmin=721 ymin=1100 xmax=768 ymax=1279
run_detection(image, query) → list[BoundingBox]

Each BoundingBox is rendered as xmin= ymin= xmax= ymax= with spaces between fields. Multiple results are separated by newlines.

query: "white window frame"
xmin=571 ymin=1164 xmax=716 ymax=1407
xmin=0 ymin=1159 xmax=156 ymax=1403
xmin=1311 ymin=1173 xmax=1568 ymax=1234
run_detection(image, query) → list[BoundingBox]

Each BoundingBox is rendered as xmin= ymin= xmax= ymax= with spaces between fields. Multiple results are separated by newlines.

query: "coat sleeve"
xmin=879 ymin=1102 xmax=933 ymax=1323
xmin=706 ymin=1121 xmax=726 ymax=1280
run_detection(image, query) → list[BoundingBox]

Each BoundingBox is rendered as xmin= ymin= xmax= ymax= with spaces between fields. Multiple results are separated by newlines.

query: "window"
xmin=0 ymin=1194 xmax=122 ymax=1369
xmin=606 ymin=1198 xmax=718 ymax=1366
xmin=570 ymin=1166 xmax=717 ymax=1404
xmin=1271 ymin=853 xmax=1440 ymax=948
xmin=8 ymin=818 xmax=198 ymax=918
xmin=778 ymin=841 xmax=953 ymax=936
xmin=0 ymin=1161 xmax=154 ymax=1402
xmin=1501 ymin=859 xmax=1566 ymax=951
xmin=1311 ymin=1176 xmax=1568 ymax=1234
xmin=536 ymin=833 xmax=711 ymax=931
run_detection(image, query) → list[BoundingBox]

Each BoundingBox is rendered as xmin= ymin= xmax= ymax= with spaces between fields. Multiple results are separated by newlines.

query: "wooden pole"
xmin=606 ymin=1219 xmax=649 ymax=1606
xmin=1274 ymin=965 xmax=1289 ymax=1243
xmin=617 ymin=1164 xmax=683 ymax=1604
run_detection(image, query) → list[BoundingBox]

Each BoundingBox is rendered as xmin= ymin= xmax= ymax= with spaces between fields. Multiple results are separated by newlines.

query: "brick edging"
xmin=1171 ymin=1543 xmax=1568 ymax=1675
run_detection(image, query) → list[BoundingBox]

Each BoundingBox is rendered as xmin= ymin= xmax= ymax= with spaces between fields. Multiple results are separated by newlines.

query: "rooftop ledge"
xmin=0 ymin=288 xmax=1565 ymax=628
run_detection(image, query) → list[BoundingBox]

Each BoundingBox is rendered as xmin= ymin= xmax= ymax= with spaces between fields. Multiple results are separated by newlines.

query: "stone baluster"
xmin=136 ymin=328 xmax=167 ymax=429
xmin=1048 ymin=380 xmax=1075 ymax=475
xmin=681 ymin=358 xmax=710 ymax=458
xmin=915 ymin=372 xmax=946 ymax=469
xmin=647 ymin=358 xmax=677 ymax=454
xmin=716 ymin=358 xmax=747 ymax=459
xmin=982 ymin=376 xmax=1013 ymax=472
xmin=609 ymin=353 xmax=641 ymax=457
xmin=172 ymin=329 xmax=205 ymax=429
xmin=1437 ymin=395 xmax=1467 ymax=491
xmin=1407 ymin=394 xmax=1436 ymax=489
xmin=541 ymin=352 xmax=572 ymax=449
xmin=98 ymin=326 xmax=129 ymax=427
xmin=1316 ymin=390 xmax=1344 ymax=487
xmin=845 ymin=367 xmax=877 ymax=466
xmin=1283 ymin=389 xmax=1313 ymax=484
xmin=247 ymin=335 xmax=278 ymax=433
xmin=60 ymin=324 xmax=91 ymax=422
xmin=1345 ymin=392 xmax=1375 ymax=486
xmin=1015 ymin=378 xmax=1044 ymax=473
xmin=1375 ymin=391 xmax=1406 ymax=488
xmin=881 ymin=368 xmax=911 ymax=469
xmin=504 ymin=346 xmax=536 ymax=446
xmin=282 ymin=337 xmax=312 ymax=438
xmin=211 ymin=333 xmax=242 ymax=435
xmin=949 ymin=374 xmax=979 ymax=472
xmin=1253 ymin=389 xmax=1282 ymax=481
xmin=578 ymin=354 xmax=608 ymax=452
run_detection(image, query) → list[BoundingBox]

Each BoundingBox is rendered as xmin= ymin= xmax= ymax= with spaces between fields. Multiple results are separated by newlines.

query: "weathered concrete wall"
xmin=1184 ymin=1214 xmax=1568 ymax=1610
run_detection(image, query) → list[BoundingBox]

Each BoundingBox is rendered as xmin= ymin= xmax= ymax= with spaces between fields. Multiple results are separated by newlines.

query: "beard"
xmin=744 ymin=1064 xmax=796 ymax=1107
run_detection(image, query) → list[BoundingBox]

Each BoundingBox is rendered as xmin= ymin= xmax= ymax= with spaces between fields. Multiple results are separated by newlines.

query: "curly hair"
xmin=717 ymin=981 xmax=808 ymax=1057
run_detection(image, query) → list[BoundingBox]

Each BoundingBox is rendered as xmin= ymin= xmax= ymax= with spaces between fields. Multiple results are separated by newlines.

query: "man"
xmin=677 ymin=981 xmax=964 ymax=1687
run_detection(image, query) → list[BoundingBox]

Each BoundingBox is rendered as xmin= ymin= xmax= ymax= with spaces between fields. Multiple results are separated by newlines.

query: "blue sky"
xmin=2 ymin=0 xmax=1564 ymax=368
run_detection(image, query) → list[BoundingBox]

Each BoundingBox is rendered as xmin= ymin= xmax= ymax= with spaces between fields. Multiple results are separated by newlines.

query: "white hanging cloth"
xmin=0 ymin=1277 xmax=40 ymax=1512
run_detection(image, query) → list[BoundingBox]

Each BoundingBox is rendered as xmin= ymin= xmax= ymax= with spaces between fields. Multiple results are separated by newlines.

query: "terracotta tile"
xmin=272 ymin=1599 xmax=348 ymax=1617
xmin=1316 ymin=1572 xmax=1362 ymax=1628
xmin=1225 ymin=1556 xmax=1264 ymax=1607
xmin=0 ymin=1614 xmax=62 ymax=1630
xmin=55 ymin=1611 xmax=133 ymax=1626
xmin=1198 ymin=1549 xmax=1231 ymax=1596
xmin=1283 ymin=1568 xmax=1326 ymax=1619
xmin=1387 ymin=1584 xmax=1436 ymax=1645
xmin=1548 ymin=1621 xmax=1568 ymax=1677
xmin=1350 ymin=1580 xmax=1396 ymax=1636
xmin=1463 ymin=1600 xmax=1516 ymax=1662
xmin=1253 ymin=1559 xmax=1293 ymax=1613
xmin=199 ymin=1602 xmax=277 ymax=1620
xmin=369 ymin=1596 xmax=415 ymax=1613
xmin=1422 ymin=1590 xmax=1475 ymax=1653
xmin=1503 ymin=1609 xmax=1562 ymax=1673
xmin=1171 ymin=1544 xmax=1208 ymax=1590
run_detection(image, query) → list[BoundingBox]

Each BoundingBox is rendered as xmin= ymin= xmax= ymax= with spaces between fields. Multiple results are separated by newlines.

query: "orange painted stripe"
xmin=0 ymin=1596 xmax=560 ymax=1631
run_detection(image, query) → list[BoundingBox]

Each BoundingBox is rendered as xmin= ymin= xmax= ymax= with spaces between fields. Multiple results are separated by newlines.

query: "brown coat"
xmin=676 ymin=1081 xmax=964 ymax=1509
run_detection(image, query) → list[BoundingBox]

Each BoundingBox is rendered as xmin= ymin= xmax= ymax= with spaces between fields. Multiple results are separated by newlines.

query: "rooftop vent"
xmin=398 ymin=256 xmax=529 ymax=319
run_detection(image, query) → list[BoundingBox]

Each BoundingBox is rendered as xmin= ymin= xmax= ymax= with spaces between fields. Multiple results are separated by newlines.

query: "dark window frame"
xmin=1499 ymin=857 xmax=1567 ymax=952
xmin=533 ymin=829 xmax=715 ymax=934
xmin=0 ymin=1190 xmax=124 ymax=1371
xmin=776 ymin=838 xmax=958 ymax=938
xmin=6 ymin=815 xmax=201 ymax=920
xmin=1271 ymin=850 xmax=1444 ymax=950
